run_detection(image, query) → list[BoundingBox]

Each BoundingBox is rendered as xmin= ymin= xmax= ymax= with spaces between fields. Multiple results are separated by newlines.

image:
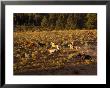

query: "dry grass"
xmin=13 ymin=29 xmax=97 ymax=75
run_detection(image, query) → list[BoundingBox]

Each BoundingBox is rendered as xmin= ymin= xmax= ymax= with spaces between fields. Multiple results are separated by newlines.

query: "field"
xmin=13 ymin=29 xmax=97 ymax=75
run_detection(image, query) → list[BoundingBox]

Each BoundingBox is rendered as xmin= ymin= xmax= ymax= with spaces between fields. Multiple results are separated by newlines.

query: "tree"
xmin=55 ymin=14 xmax=65 ymax=30
xmin=34 ymin=14 xmax=42 ymax=26
xmin=13 ymin=13 xmax=97 ymax=31
xmin=73 ymin=13 xmax=86 ymax=29
xmin=85 ymin=13 xmax=97 ymax=29
xmin=41 ymin=16 xmax=49 ymax=30
xmin=65 ymin=14 xmax=86 ymax=29
xmin=48 ymin=14 xmax=56 ymax=30
xmin=66 ymin=14 xmax=76 ymax=29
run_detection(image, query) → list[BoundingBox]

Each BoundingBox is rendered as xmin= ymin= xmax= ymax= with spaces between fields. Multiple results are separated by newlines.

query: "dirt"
xmin=14 ymin=62 xmax=97 ymax=75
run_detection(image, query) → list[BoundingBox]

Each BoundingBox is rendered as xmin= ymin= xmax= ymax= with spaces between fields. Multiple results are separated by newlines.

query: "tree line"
xmin=14 ymin=13 xmax=97 ymax=31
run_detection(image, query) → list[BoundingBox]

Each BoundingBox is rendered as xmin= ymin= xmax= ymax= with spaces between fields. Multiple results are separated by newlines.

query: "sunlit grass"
xmin=13 ymin=29 xmax=97 ymax=75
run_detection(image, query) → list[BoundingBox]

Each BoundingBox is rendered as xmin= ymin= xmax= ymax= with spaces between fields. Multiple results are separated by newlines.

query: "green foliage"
xmin=14 ymin=13 xmax=97 ymax=31
xmin=55 ymin=15 xmax=65 ymax=30
xmin=66 ymin=14 xmax=76 ymax=29
xmin=85 ymin=13 xmax=97 ymax=29
xmin=41 ymin=16 xmax=49 ymax=29
xmin=49 ymin=14 xmax=56 ymax=29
